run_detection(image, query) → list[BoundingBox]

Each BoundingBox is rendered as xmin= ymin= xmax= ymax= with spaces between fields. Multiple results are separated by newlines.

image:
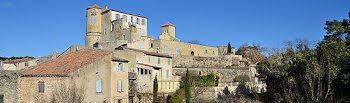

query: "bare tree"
xmin=36 ymin=83 xmax=84 ymax=103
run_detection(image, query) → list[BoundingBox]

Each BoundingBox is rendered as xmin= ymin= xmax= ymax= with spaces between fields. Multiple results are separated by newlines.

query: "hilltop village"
xmin=0 ymin=4 xmax=266 ymax=103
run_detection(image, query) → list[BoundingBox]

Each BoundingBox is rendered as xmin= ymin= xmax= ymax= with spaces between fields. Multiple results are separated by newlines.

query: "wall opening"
xmin=0 ymin=94 xmax=3 ymax=103
xmin=191 ymin=51 xmax=194 ymax=56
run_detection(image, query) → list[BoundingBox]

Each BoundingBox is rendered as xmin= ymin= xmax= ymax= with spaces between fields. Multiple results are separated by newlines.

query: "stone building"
xmin=0 ymin=58 xmax=37 ymax=70
xmin=114 ymin=46 xmax=180 ymax=102
xmin=19 ymin=49 xmax=130 ymax=103
xmin=85 ymin=4 xmax=234 ymax=58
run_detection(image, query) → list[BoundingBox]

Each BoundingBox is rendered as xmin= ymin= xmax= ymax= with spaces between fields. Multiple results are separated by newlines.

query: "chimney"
xmin=104 ymin=5 xmax=108 ymax=9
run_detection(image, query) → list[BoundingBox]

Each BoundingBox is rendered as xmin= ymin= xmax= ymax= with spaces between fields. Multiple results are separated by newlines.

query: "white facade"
xmin=111 ymin=11 xmax=148 ymax=36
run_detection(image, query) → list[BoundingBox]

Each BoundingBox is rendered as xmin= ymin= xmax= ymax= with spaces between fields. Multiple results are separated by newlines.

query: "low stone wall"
xmin=0 ymin=70 xmax=21 ymax=103
xmin=173 ymin=68 xmax=251 ymax=83
xmin=172 ymin=55 xmax=244 ymax=69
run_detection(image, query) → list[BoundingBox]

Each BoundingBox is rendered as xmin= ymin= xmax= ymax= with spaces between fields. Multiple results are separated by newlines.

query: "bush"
xmin=169 ymin=96 xmax=184 ymax=103
xmin=234 ymin=75 xmax=250 ymax=82
xmin=192 ymin=74 xmax=219 ymax=87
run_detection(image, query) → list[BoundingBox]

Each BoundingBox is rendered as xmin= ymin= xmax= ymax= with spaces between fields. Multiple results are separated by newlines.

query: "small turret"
xmin=161 ymin=22 xmax=176 ymax=38
xmin=159 ymin=22 xmax=179 ymax=41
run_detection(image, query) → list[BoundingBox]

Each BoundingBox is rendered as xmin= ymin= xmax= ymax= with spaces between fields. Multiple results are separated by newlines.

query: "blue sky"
xmin=0 ymin=0 xmax=349 ymax=57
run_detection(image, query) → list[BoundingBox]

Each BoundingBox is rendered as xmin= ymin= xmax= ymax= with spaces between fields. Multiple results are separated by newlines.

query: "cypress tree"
xmin=185 ymin=69 xmax=191 ymax=103
xmin=153 ymin=75 xmax=158 ymax=103
xmin=227 ymin=42 xmax=232 ymax=54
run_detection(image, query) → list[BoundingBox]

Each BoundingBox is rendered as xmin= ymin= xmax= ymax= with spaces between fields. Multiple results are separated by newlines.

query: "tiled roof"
xmin=87 ymin=4 xmax=102 ymax=9
xmin=161 ymin=22 xmax=175 ymax=27
xmin=112 ymin=57 xmax=129 ymax=62
xmin=122 ymin=47 xmax=172 ymax=58
xmin=137 ymin=63 xmax=162 ymax=69
xmin=21 ymin=49 xmax=111 ymax=77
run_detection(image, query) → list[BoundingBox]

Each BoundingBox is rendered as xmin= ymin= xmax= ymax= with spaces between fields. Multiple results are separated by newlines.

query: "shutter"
xmin=122 ymin=80 xmax=125 ymax=92
xmin=118 ymin=80 xmax=121 ymax=92
xmin=96 ymin=80 xmax=102 ymax=92
xmin=122 ymin=63 xmax=125 ymax=72
xmin=116 ymin=63 xmax=119 ymax=72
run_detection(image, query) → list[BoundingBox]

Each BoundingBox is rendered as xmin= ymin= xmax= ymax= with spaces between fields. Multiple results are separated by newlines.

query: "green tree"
xmin=153 ymin=75 xmax=159 ymax=103
xmin=185 ymin=69 xmax=191 ymax=103
xmin=257 ymin=12 xmax=350 ymax=102
xmin=227 ymin=42 xmax=232 ymax=54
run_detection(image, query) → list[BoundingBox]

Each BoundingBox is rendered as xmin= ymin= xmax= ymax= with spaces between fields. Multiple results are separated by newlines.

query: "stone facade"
xmin=172 ymin=55 xmax=244 ymax=69
xmin=0 ymin=70 xmax=21 ymax=103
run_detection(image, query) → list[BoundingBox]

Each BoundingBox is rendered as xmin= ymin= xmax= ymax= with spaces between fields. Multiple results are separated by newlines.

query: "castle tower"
xmin=161 ymin=22 xmax=176 ymax=38
xmin=86 ymin=4 xmax=103 ymax=47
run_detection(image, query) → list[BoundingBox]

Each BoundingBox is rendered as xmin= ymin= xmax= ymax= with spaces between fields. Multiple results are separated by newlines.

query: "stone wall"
xmin=172 ymin=55 xmax=244 ymax=69
xmin=173 ymin=68 xmax=251 ymax=83
xmin=0 ymin=70 xmax=21 ymax=103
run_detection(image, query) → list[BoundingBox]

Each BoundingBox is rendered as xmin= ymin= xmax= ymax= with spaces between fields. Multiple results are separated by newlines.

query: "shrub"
xmin=234 ymin=75 xmax=250 ymax=82
xmin=169 ymin=96 xmax=184 ymax=103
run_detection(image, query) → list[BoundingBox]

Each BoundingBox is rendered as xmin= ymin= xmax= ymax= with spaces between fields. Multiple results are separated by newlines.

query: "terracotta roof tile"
xmin=21 ymin=49 xmax=111 ymax=77
xmin=87 ymin=4 xmax=102 ymax=9
xmin=161 ymin=22 xmax=175 ymax=27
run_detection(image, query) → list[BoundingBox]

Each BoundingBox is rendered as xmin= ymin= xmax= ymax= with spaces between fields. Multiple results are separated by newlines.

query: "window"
xmin=151 ymin=43 xmax=153 ymax=48
xmin=161 ymin=82 xmax=163 ymax=89
xmin=140 ymin=42 xmax=145 ymax=49
xmin=142 ymin=29 xmax=145 ymax=36
xmin=92 ymin=9 xmax=96 ymax=15
xmin=145 ymin=69 xmax=148 ymax=75
xmin=142 ymin=19 xmax=145 ymax=25
xmin=158 ymin=58 xmax=160 ymax=64
xmin=96 ymin=80 xmax=102 ymax=92
xmin=175 ymin=48 xmax=179 ymax=55
xmin=25 ymin=62 xmax=29 ymax=66
xmin=149 ymin=70 xmax=152 ymax=74
xmin=164 ymin=46 xmax=168 ymax=53
xmin=122 ymin=80 xmax=125 ymax=92
xmin=118 ymin=99 xmax=123 ymax=103
xmin=213 ymin=51 xmax=215 ymax=54
xmin=122 ymin=35 xmax=126 ymax=40
xmin=38 ymin=81 xmax=44 ymax=93
xmin=116 ymin=14 xmax=120 ymax=19
xmin=111 ymin=23 xmax=114 ymax=31
xmin=166 ymin=70 xmax=169 ymax=78
xmin=118 ymin=80 xmax=121 ymax=92
xmin=0 ymin=94 xmax=3 ymax=103
xmin=136 ymin=18 xmax=139 ymax=24
xmin=104 ymin=28 xmax=107 ymax=35
xmin=110 ymin=36 xmax=114 ymax=40
xmin=131 ymin=16 xmax=134 ymax=24
xmin=205 ymin=50 xmax=208 ymax=54
xmin=141 ymin=68 xmax=144 ymax=74
xmin=116 ymin=63 xmax=121 ymax=72
xmin=123 ymin=15 xmax=127 ymax=22
xmin=160 ymin=70 xmax=162 ymax=79
xmin=122 ymin=63 xmax=125 ymax=72
xmin=168 ymin=59 xmax=170 ymax=65
xmin=92 ymin=17 xmax=96 ymax=24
